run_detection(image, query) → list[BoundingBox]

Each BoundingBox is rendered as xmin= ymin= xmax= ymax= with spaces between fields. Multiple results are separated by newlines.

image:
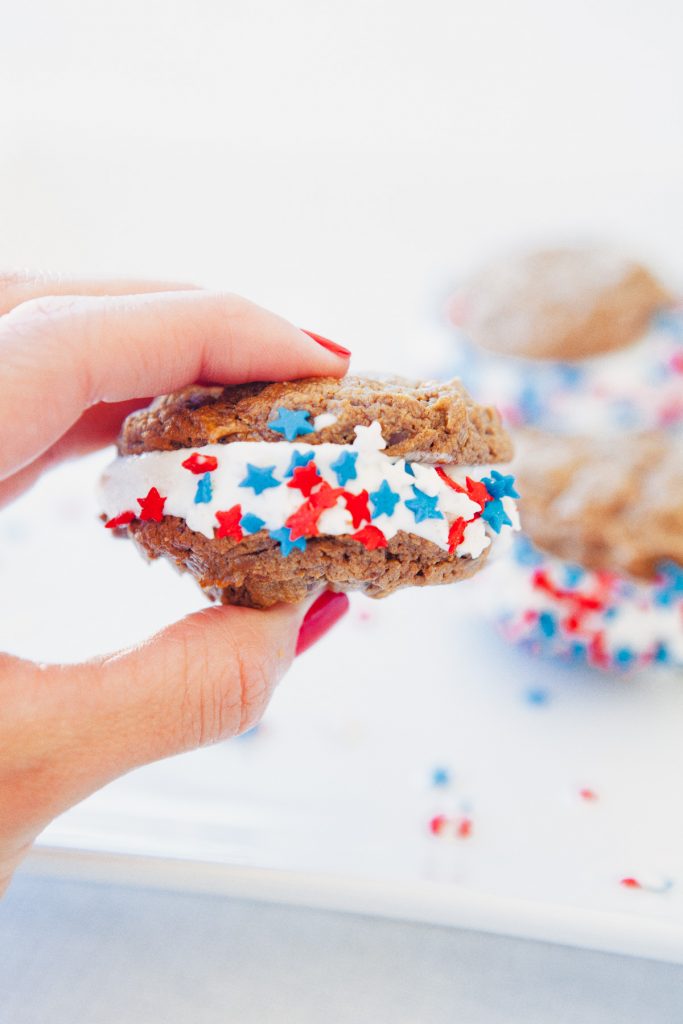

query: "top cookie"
xmin=119 ymin=375 xmax=513 ymax=465
xmin=513 ymin=429 xmax=683 ymax=579
xmin=454 ymin=247 xmax=670 ymax=361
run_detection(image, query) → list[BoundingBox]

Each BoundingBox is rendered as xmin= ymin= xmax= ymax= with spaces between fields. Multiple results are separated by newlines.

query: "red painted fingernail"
xmin=302 ymin=329 xmax=352 ymax=358
xmin=296 ymin=591 xmax=349 ymax=656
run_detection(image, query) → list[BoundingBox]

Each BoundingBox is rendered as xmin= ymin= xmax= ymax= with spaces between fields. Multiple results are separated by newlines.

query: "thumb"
xmin=15 ymin=592 xmax=348 ymax=835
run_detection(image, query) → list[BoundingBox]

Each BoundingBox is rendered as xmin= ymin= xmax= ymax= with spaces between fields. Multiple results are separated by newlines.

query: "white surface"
xmin=2 ymin=0 xmax=683 ymax=973
xmin=1 ymin=455 xmax=682 ymax=962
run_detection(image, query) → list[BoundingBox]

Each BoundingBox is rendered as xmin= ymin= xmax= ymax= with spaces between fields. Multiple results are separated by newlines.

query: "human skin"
xmin=0 ymin=272 xmax=350 ymax=894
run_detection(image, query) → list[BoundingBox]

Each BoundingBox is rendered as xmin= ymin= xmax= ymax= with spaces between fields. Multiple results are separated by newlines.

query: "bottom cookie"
xmin=129 ymin=516 xmax=490 ymax=608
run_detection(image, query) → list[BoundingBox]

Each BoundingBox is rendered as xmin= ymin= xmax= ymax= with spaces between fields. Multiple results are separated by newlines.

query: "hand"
xmin=0 ymin=272 xmax=351 ymax=894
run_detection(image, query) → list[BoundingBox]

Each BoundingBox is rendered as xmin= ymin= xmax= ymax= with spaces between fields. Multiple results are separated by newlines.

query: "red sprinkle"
xmin=310 ymin=481 xmax=343 ymax=511
xmin=620 ymin=877 xmax=642 ymax=889
xmin=429 ymin=814 xmax=447 ymax=836
xmin=447 ymin=517 xmax=467 ymax=554
xmin=579 ymin=788 xmax=598 ymax=801
xmin=286 ymin=501 xmax=322 ymax=540
xmin=214 ymin=505 xmax=244 ymax=541
xmin=456 ymin=817 xmax=473 ymax=839
xmin=287 ymin=462 xmax=323 ymax=497
xmin=352 ymin=525 xmax=388 ymax=550
xmin=182 ymin=453 xmax=218 ymax=474
xmin=137 ymin=487 xmax=166 ymax=522
xmin=105 ymin=510 xmax=136 ymax=529
xmin=343 ymin=490 xmax=371 ymax=528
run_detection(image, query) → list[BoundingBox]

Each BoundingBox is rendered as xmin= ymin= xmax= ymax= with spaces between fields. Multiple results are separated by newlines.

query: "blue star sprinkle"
xmin=239 ymin=464 xmax=280 ymax=495
xmin=481 ymin=498 xmax=512 ymax=533
xmin=269 ymin=527 xmax=307 ymax=556
xmin=405 ymin=486 xmax=443 ymax=523
xmin=513 ymin=535 xmax=544 ymax=567
xmin=525 ymin=687 xmax=550 ymax=706
xmin=654 ymin=561 xmax=683 ymax=606
xmin=404 ymin=462 xmax=415 ymax=477
xmin=481 ymin=470 xmax=519 ymax=500
xmin=369 ymin=480 xmax=400 ymax=519
xmin=194 ymin=473 xmax=213 ymax=504
xmin=240 ymin=512 xmax=266 ymax=534
xmin=537 ymin=612 xmax=556 ymax=637
xmin=431 ymin=766 xmax=451 ymax=788
xmin=268 ymin=407 xmax=314 ymax=441
xmin=330 ymin=450 xmax=358 ymax=486
xmin=284 ymin=450 xmax=315 ymax=478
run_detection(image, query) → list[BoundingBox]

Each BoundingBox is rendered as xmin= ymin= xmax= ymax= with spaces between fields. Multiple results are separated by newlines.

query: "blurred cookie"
xmin=513 ymin=430 xmax=683 ymax=580
xmin=448 ymin=247 xmax=680 ymax=433
xmin=101 ymin=376 xmax=519 ymax=608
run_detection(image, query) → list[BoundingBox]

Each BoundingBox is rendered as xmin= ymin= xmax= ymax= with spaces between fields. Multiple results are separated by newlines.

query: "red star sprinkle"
xmin=181 ymin=452 xmax=219 ymax=474
xmin=620 ymin=877 xmax=641 ymax=889
xmin=351 ymin=525 xmax=387 ymax=550
xmin=436 ymin=467 xmax=491 ymax=509
xmin=579 ymin=788 xmax=598 ymax=801
xmin=457 ymin=817 xmax=473 ymax=839
xmin=447 ymin=517 xmax=467 ymax=554
xmin=343 ymin=489 xmax=370 ymax=528
xmin=214 ymin=505 xmax=244 ymax=541
xmin=429 ymin=814 xmax=447 ymax=836
xmin=309 ymin=481 xmax=343 ymax=511
xmin=287 ymin=461 xmax=323 ymax=496
xmin=105 ymin=510 xmax=136 ymax=529
xmin=137 ymin=487 xmax=166 ymax=522
xmin=286 ymin=501 xmax=322 ymax=540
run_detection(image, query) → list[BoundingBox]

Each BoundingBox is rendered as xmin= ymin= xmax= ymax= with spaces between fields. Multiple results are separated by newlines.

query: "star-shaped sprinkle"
xmin=214 ymin=505 xmax=244 ymax=540
xmin=182 ymin=452 xmax=218 ymax=474
xmin=481 ymin=470 xmax=519 ymax=500
xmin=268 ymin=407 xmax=314 ymax=441
xmin=287 ymin=461 xmax=323 ymax=497
xmin=481 ymin=497 xmax=512 ymax=533
xmin=369 ymin=480 xmax=400 ymax=519
xmin=352 ymin=525 xmax=388 ymax=550
xmin=352 ymin=421 xmax=387 ymax=451
xmin=240 ymin=512 xmax=265 ymax=534
xmin=435 ymin=468 xmax=491 ymax=509
xmin=137 ymin=487 xmax=166 ymax=522
xmin=239 ymin=464 xmax=280 ymax=494
xmin=309 ymin=481 xmax=343 ymax=511
xmin=284 ymin=450 xmax=314 ymax=478
xmin=447 ymin=517 xmax=467 ymax=554
xmin=269 ymin=526 xmax=307 ymax=556
xmin=404 ymin=462 xmax=415 ymax=477
xmin=194 ymin=473 xmax=213 ymax=504
xmin=343 ymin=489 xmax=371 ymax=528
xmin=330 ymin=450 xmax=358 ymax=486
xmin=105 ymin=510 xmax=136 ymax=529
xmin=285 ymin=501 xmax=321 ymax=540
xmin=405 ymin=486 xmax=443 ymax=523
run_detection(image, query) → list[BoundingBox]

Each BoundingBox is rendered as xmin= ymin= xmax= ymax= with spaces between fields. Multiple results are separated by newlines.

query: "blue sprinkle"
xmin=404 ymin=462 xmax=415 ymax=477
xmin=240 ymin=464 xmax=280 ymax=495
xmin=431 ymin=766 xmax=451 ymax=788
xmin=538 ymin=612 xmax=557 ymax=637
xmin=194 ymin=473 xmax=213 ymax=504
xmin=481 ymin=470 xmax=519 ymax=500
xmin=653 ymin=643 xmax=670 ymax=664
xmin=370 ymin=480 xmax=400 ymax=519
xmin=518 ymin=385 xmax=543 ymax=424
xmin=615 ymin=648 xmax=635 ymax=666
xmin=268 ymin=407 xmax=314 ymax=441
xmin=563 ymin=563 xmax=585 ymax=588
xmin=481 ymin=498 xmax=512 ymax=534
xmin=284 ymin=450 xmax=315 ymax=478
xmin=405 ymin=486 xmax=443 ymax=523
xmin=330 ymin=450 xmax=358 ymax=487
xmin=555 ymin=363 xmax=584 ymax=387
xmin=513 ymin=535 xmax=545 ymax=567
xmin=269 ymin=526 xmax=307 ymax=556
xmin=525 ymin=687 xmax=550 ymax=706
xmin=240 ymin=512 xmax=266 ymax=534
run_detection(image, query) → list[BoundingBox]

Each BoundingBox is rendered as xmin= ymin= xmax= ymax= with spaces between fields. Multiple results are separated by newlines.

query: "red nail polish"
xmin=296 ymin=591 xmax=349 ymax=656
xmin=302 ymin=329 xmax=352 ymax=359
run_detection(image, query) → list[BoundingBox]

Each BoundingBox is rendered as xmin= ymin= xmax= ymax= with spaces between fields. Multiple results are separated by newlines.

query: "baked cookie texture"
xmin=455 ymin=247 xmax=671 ymax=361
xmin=119 ymin=376 xmax=513 ymax=463
xmin=513 ymin=430 xmax=683 ymax=580
xmin=103 ymin=376 xmax=519 ymax=608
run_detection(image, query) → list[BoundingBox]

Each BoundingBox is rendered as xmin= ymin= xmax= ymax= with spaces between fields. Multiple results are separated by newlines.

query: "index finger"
xmin=0 ymin=290 xmax=350 ymax=479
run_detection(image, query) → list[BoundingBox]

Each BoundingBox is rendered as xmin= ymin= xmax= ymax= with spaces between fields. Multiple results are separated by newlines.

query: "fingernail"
xmin=296 ymin=591 xmax=349 ymax=656
xmin=302 ymin=329 xmax=352 ymax=359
